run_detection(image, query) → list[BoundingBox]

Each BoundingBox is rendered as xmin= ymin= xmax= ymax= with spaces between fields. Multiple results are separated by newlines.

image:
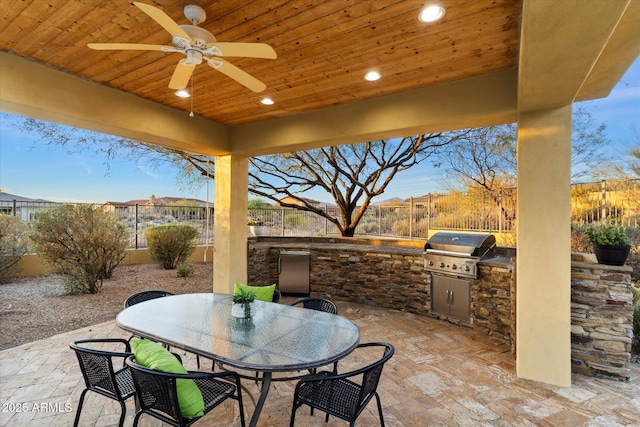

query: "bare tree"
xmin=13 ymin=115 xmax=215 ymax=190
xmin=629 ymin=144 xmax=640 ymax=178
xmin=594 ymin=130 xmax=639 ymax=180
xmin=249 ymin=134 xmax=466 ymax=236
xmin=439 ymin=106 xmax=609 ymax=191
xmin=7 ymin=113 xmax=466 ymax=236
xmin=436 ymin=106 xmax=609 ymax=227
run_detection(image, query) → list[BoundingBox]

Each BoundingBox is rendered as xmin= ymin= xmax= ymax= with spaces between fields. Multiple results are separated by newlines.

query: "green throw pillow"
xmin=131 ymin=339 xmax=205 ymax=419
xmin=234 ymin=283 xmax=276 ymax=302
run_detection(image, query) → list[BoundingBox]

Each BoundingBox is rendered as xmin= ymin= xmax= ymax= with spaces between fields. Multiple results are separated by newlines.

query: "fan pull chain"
xmin=189 ymin=73 xmax=194 ymax=117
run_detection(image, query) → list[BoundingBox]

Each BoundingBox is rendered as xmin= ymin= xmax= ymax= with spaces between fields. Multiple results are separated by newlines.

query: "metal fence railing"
xmin=1 ymin=178 xmax=637 ymax=248
xmin=571 ymin=179 xmax=639 ymax=227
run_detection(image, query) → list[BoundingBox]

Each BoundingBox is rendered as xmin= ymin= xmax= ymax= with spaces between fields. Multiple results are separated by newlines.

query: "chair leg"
xmin=289 ymin=405 xmax=297 ymax=427
xmin=374 ymin=392 xmax=385 ymax=427
xmin=236 ymin=385 xmax=246 ymax=427
xmin=72 ymin=389 xmax=89 ymax=427
xmin=117 ymin=400 xmax=127 ymax=427
xmin=133 ymin=410 xmax=144 ymax=427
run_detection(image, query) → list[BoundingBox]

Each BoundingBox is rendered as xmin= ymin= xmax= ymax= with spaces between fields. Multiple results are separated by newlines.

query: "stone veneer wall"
xmin=248 ymin=237 xmax=431 ymax=314
xmin=473 ymin=261 xmax=515 ymax=346
xmin=570 ymin=253 xmax=634 ymax=381
xmin=247 ymin=237 xmax=634 ymax=381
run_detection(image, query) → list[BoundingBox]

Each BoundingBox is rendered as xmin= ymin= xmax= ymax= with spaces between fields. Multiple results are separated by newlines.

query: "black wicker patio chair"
xmin=124 ymin=290 xmax=204 ymax=369
xmin=289 ymin=342 xmax=395 ymax=427
xmin=125 ymin=355 xmax=246 ymax=427
xmin=291 ymin=297 xmax=339 ymax=375
xmin=290 ymin=297 xmax=338 ymax=314
xmin=124 ymin=289 xmax=175 ymax=308
xmin=69 ymin=338 xmax=136 ymax=427
xmin=272 ymin=289 xmax=282 ymax=303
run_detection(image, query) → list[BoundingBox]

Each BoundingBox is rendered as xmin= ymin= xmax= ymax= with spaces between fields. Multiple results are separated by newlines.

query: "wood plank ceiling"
xmin=0 ymin=0 xmax=521 ymax=126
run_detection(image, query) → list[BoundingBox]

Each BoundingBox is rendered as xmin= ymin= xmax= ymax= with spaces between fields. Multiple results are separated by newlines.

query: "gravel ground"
xmin=0 ymin=263 xmax=213 ymax=351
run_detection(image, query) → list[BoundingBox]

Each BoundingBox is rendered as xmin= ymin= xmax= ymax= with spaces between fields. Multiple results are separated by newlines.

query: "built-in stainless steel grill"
xmin=423 ymin=232 xmax=496 ymax=279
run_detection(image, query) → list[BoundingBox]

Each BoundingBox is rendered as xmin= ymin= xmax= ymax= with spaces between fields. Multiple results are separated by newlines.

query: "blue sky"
xmin=1 ymin=59 xmax=638 ymax=204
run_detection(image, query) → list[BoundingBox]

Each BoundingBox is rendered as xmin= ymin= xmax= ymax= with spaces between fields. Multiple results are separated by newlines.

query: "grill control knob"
xmin=439 ymin=262 xmax=445 ymax=268
xmin=428 ymin=260 xmax=434 ymax=266
xmin=464 ymin=266 xmax=471 ymax=272
xmin=452 ymin=264 xmax=458 ymax=270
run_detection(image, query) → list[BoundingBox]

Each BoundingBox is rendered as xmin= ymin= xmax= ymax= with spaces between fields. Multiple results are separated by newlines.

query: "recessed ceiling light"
xmin=364 ymin=71 xmax=381 ymax=81
xmin=175 ymin=90 xmax=190 ymax=98
xmin=419 ymin=5 xmax=445 ymax=23
xmin=261 ymin=97 xmax=275 ymax=105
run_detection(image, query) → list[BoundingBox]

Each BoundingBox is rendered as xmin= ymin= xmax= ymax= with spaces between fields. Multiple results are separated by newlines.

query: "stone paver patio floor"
xmin=1 ymin=299 xmax=639 ymax=426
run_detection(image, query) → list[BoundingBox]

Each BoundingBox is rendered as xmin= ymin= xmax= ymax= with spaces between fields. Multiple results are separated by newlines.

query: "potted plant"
xmin=248 ymin=217 xmax=266 ymax=236
xmin=232 ymin=287 xmax=256 ymax=319
xmin=585 ymin=223 xmax=631 ymax=266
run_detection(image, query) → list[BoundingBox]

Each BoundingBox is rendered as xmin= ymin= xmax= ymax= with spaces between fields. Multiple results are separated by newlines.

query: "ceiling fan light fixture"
xmin=175 ymin=89 xmax=190 ymax=98
xmin=364 ymin=71 xmax=381 ymax=81
xmin=419 ymin=5 xmax=445 ymax=23
xmin=261 ymin=97 xmax=275 ymax=105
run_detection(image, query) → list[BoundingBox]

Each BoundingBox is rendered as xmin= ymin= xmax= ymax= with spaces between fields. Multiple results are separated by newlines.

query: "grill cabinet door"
xmin=448 ymin=277 xmax=471 ymax=322
xmin=431 ymin=275 xmax=450 ymax=318
xmin=430 ymin=274 xmax=471 ymax=323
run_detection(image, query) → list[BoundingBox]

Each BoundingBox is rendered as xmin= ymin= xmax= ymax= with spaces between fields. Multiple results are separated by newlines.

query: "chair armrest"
xmin=126 ymin=356 xmax=241 ymax=383
xmin=296 ymin=342 xmax=394 ymax=383
xmin=70 ymin=338 xmax=132 ymax=356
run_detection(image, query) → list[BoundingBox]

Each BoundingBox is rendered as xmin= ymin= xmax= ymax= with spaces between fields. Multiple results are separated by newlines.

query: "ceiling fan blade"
xmin=132 ymin=2 xmax=192 ymax=42
xmin=168 ymin=60 xmax=196 ymax=89
xmin=211 ymin=59 xmax=267 ymax=92
xmin=87 ymin=43 xmax=165 ymax=51
xmin=211 ymin=43 xmax=277 ymax=59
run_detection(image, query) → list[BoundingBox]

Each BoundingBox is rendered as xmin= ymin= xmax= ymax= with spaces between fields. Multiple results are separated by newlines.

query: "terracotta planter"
xmin=593 ymin=243 xmax=631 ymax=266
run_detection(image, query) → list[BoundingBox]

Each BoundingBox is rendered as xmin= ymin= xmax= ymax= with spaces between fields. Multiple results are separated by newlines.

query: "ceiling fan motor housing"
xmin=184 ymin=5 xmax=206 ymax=25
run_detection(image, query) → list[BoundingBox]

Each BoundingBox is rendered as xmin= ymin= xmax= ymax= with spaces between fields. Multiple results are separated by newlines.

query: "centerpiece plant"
xmin=247 ymin=218 xmax=264 ymax=226
xmin=232 ymin=287 xmax=256 ymax=319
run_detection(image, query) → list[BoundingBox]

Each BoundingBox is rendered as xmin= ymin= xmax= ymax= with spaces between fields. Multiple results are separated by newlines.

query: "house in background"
xmin=278 ymin=196 xmax=333 ymax=209
xmin=103 ymin=194 xmax=212 ymax=224
xmin=0 ymin=192 xmax=57 ymax=221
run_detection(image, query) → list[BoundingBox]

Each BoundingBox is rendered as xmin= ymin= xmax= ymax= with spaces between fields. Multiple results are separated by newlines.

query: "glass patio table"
xmin=116 ymin=292 xmax=360 ymax=427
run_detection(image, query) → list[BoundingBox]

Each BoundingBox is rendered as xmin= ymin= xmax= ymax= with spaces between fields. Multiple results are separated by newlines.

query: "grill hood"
xmin=424 ymin=232 xmax=496 ymax=257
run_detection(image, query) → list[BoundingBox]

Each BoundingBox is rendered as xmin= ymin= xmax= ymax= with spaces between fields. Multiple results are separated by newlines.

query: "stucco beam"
xmin=518 ymin=0 xmax=635 ymax=112
xmin=229 ymin=69 xmax=518 ymax=156
xmin=576 ymin=0 xmax=640 ymax=101
xmin=0 ymin=52 xmax=230 ymax=155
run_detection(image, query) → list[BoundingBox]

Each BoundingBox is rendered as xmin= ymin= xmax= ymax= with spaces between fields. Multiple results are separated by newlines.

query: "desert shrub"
xmin=146 ymin=224 xmax=197 ymax=269
xmin=0 ymin=214 xmax=30 ymax=281
xmin=570 ymin=223 xmax=592 ymax=253
xmin=624 ymin=226 xmax=640 ymax=283
xmin=30 ymin=204 xmax=128 ymax=293
xmin=177 ymin=262 xmax=194 ymax=278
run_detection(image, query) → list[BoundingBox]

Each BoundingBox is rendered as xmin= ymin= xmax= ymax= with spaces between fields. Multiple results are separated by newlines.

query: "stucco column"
xmin=213 ymin=155 xmax=248 ymax=294
xmin=516 ymin=105 xmax=572 ymax=387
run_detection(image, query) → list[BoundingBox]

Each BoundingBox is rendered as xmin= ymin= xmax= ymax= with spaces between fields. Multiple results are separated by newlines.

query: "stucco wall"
xmin=12 ymin=246 xmax=213 ymax=277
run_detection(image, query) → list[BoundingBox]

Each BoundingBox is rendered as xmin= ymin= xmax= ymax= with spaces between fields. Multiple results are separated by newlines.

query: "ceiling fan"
xmin=88 ymin=2 xmax=276 ymax=92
